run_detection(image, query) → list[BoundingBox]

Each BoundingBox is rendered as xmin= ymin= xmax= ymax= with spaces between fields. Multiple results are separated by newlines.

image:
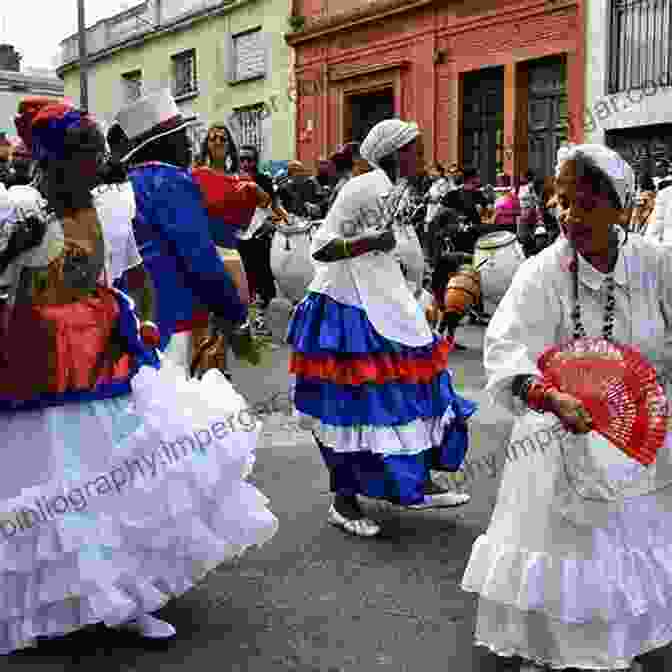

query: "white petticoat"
xmin=461 ymin=411 xmax=672 ymax=669
xmin=0 ymin=358 xmax=278 ymax=654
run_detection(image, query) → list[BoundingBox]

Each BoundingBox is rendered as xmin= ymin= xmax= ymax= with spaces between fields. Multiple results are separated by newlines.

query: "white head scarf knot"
xmin=359 ymin=119 xmax=420 ymax=168
xmin=556 ymin=143 xmax=635 ymax=209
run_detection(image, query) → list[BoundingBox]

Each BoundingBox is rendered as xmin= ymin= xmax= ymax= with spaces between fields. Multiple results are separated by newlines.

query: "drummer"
xmin=237 ymin=144 xmax=279 ymax=334
xmin=327 ymin=142 xmax=359 ymax=212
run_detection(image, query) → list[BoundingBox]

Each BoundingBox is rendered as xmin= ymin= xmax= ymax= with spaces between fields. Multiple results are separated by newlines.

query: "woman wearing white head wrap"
xmin=286 ymin=119 xmax=477 ymax=537
xmin=461 ymin=144 xmax=672 ymax=671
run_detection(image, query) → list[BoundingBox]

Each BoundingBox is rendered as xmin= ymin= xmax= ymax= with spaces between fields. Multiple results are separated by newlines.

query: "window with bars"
xmin=172 ymin=49 xmax=198 ymax=98
xmin=122 ymin=70 xmax=142 ymax=103
xmin=230 ymin=28 xmax=266 ymax=82
xmin=608 ymin=0 xmax=672 ymax=94
xmin=232 ymin=104 xmax=265 ymax=155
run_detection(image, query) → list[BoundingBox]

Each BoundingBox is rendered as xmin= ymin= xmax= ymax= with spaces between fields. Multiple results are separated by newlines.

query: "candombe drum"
xmin=270 ymin=215 xmax=317 ymax=304
xmin=473 ymin=231 xmax=525 ymax=314
xmin=444 ymin=265 xmax=481 ymax=315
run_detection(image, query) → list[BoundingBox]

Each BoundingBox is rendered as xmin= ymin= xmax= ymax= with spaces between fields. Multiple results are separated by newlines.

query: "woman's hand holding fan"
xmin=537 ymin=338 xmax=668 ymax=466
xmin=545 ymin=389 xmax=594 ymax=435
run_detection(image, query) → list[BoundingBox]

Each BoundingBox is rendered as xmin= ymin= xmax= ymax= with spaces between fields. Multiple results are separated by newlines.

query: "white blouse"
xmin=0 ymin=184 xmax=143 ymax=302
xmin=485 ymin=228 xmax=672 ymax=416
xmin=309 ymin=168 xmax=432 ymax=347
xmin=91 ymin=182 xmax=143 ymax=283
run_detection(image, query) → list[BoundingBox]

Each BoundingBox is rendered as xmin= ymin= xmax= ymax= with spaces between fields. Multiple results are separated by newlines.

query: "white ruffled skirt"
xmin=0 ymin=359 xmax=278 ymax=654
xmin=461 ymin=411 xmax=672 ymax=670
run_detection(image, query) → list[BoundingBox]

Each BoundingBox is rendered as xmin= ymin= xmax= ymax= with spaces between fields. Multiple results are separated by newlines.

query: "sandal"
xmin=327 ymin=505 xmax=381 ymax=537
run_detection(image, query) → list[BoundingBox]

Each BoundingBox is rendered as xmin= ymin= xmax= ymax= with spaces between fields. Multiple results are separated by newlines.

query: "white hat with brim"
xmin=115 ymin=89 xmax=198 ymax=163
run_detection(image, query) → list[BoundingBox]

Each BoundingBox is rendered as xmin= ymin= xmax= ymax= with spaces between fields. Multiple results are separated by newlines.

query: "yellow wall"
xmin=61 ymin=0 xmax=295 ymax=160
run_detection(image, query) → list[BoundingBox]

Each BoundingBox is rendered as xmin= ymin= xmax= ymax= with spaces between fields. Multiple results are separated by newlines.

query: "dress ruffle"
xmin=0 ymin=359 xmax=278 ymax=654
xmin=462 ymin=532 xmax=672 ymax=625
xmin=294 ymin=373 xmax=475 ymax=427
xmin=289 ymin=338 xmax=453 ymax=385
xmin=288 ymin=292 xmax=442 ymax=355
xmin=473 ymin=595 xmax=672 ymax=670
xmin=288 ymin=292 xmax=476 ymax=504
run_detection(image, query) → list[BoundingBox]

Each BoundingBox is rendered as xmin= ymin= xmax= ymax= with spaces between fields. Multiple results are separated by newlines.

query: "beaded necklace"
xmin=570 ymin=244 xmax=617 ymax=342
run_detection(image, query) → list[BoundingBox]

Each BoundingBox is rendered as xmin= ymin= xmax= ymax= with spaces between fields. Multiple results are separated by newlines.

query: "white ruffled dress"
xmin=461 ymin=231 xmax=672 ymax=669
xmin=0 ymin=191 xmax=278 ymax=654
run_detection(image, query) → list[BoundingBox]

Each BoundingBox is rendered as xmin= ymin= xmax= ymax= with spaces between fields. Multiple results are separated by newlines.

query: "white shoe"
xmin=327 ymin=505 xmax=381 ymax=537
xmin=407 ymin=492 xmax=471 ymax=509
xmin=114 ymin=613 xmax=176 ymax=639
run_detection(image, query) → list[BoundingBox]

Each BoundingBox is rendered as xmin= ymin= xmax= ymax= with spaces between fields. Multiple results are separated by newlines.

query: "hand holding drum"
xmin=255 ymin=185 xmax=273 ymax=209
xmin=443 ymin=265 xmax=481 ymax=315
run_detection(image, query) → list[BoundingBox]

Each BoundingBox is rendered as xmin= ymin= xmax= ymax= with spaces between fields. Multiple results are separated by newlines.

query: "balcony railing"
xmin=57 ymin=0 xmax=231 ymax=68
xmin=608 ymin=0 xmax=672 ymax=94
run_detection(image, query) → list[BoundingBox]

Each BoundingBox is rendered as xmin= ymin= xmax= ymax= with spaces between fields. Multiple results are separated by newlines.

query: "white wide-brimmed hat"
xmin=115 ymin=89 xmax=198 ymax=162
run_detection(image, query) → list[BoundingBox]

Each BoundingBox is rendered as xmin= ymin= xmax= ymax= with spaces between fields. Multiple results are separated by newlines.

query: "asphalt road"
xmin=9 ymin=324 xmax=523 ymax=672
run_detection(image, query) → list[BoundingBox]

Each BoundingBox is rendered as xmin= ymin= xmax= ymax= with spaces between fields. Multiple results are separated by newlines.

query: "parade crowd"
xmin=2 ymin=89 xmax=672 ymax=672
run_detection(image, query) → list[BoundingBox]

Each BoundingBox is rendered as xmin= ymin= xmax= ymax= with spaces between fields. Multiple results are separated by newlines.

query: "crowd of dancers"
xmin=0 ymin=88 xmax=672 ymax=672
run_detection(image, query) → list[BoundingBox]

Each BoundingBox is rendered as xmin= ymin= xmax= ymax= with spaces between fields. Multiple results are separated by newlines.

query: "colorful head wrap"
xmin=14 ymin=98 xmax=93 ymax=162
xmin=359 ymin=119 xmax=419 ymax=168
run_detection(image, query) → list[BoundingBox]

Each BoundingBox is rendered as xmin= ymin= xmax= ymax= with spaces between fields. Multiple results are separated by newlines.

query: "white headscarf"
xmin=556 ymin=143 xmax=635 ymax=209
xmin=359 ymin=119 xmax=420 ymax=168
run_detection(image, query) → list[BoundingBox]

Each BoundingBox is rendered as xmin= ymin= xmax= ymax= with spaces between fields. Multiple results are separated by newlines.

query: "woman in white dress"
xmin=461 ymin=144 xmax=672 ymax=670
xmin=0 ymin=97 xmax=278 ymax=653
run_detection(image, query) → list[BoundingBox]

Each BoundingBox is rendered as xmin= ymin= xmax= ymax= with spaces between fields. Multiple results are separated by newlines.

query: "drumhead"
xmin=275 ymin=216 xmax=318 ymax=236
xmin=476 ymin=231 xmax=517 ymax=250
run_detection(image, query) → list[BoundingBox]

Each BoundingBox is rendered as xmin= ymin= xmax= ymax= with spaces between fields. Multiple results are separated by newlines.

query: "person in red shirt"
xmin=192 ymin=123 xmax=271 ymax=375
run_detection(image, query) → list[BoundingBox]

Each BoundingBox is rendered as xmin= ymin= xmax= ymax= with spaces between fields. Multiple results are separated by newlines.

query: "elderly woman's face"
xmin=398 ymin=135 xmax=424 ymax=178
xmin=555 ymin=159 xmax=619 ymax=259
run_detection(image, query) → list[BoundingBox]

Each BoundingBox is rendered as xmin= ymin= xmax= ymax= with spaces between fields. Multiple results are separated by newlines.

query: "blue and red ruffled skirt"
xmin=287 ymin=292 xmax=477 ymax=506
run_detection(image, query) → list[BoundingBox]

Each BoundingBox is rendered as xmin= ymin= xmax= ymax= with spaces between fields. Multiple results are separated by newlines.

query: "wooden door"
xmin=527 ymin=56 xmax=568 ymax=179
xmin=345 ymin=88 xmax=395 ymax=143
xmin=462 ymin=66 xmax=504 ymax=186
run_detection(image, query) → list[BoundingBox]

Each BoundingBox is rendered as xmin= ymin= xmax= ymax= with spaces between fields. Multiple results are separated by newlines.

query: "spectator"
xmin=518 ymin=169 xmax=543 ymax=255
xmin=237 ymin=144 xmax=278 ymax=332
xmin=649 ymin=161 xmax=672 ymax=246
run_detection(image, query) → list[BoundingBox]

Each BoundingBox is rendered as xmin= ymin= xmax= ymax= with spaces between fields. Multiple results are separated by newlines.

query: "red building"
xmin=285 ymin=0 xmax=585 ymax=184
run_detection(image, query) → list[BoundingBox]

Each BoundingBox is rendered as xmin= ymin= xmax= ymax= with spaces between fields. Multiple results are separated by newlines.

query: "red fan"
xmin=538 ymin=338 xmax=669 ymax=465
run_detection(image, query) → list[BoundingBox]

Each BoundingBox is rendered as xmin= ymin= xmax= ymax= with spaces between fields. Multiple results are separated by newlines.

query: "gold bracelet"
xmin=343 ymin=239 xmax=350 ymax=258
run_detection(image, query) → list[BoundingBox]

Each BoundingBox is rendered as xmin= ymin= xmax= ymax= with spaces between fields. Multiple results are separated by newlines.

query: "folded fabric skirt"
xmin=287 ymin=292 xmax=476 ymax=505
xmin=0 ymin=358 xmax=278 ymax=654
xmin=461 ymin=411 xmax=672 ymax=669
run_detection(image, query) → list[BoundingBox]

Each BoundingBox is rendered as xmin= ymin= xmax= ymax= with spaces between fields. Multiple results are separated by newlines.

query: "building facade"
xmin=585 ymin=0 xmax=672 ymax=180
xmin=0 ymin=69 xmax=64 ymax=140
xmin=57 ymin=0 xmax=296 ymax=163
xmin=286 ymin=0 xmax=585 ymax=183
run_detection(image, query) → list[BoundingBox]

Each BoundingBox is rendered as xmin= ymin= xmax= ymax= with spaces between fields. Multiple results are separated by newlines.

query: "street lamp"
xmin=77 ymin=0 xmax=88 ymax=111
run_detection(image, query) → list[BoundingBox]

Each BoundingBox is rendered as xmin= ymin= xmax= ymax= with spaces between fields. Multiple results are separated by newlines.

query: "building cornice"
xmin=284 ymin=0 xmax=435 ymax=45
xmin=57 ymin=0 xmax=254 ymax=77
xmin=284 ymin=0 xmax=578 ymax=45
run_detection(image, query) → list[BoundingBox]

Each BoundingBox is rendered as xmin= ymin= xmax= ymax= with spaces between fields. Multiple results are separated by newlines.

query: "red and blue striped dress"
xmin=287 ymin=170 xmax=476 ymax=505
